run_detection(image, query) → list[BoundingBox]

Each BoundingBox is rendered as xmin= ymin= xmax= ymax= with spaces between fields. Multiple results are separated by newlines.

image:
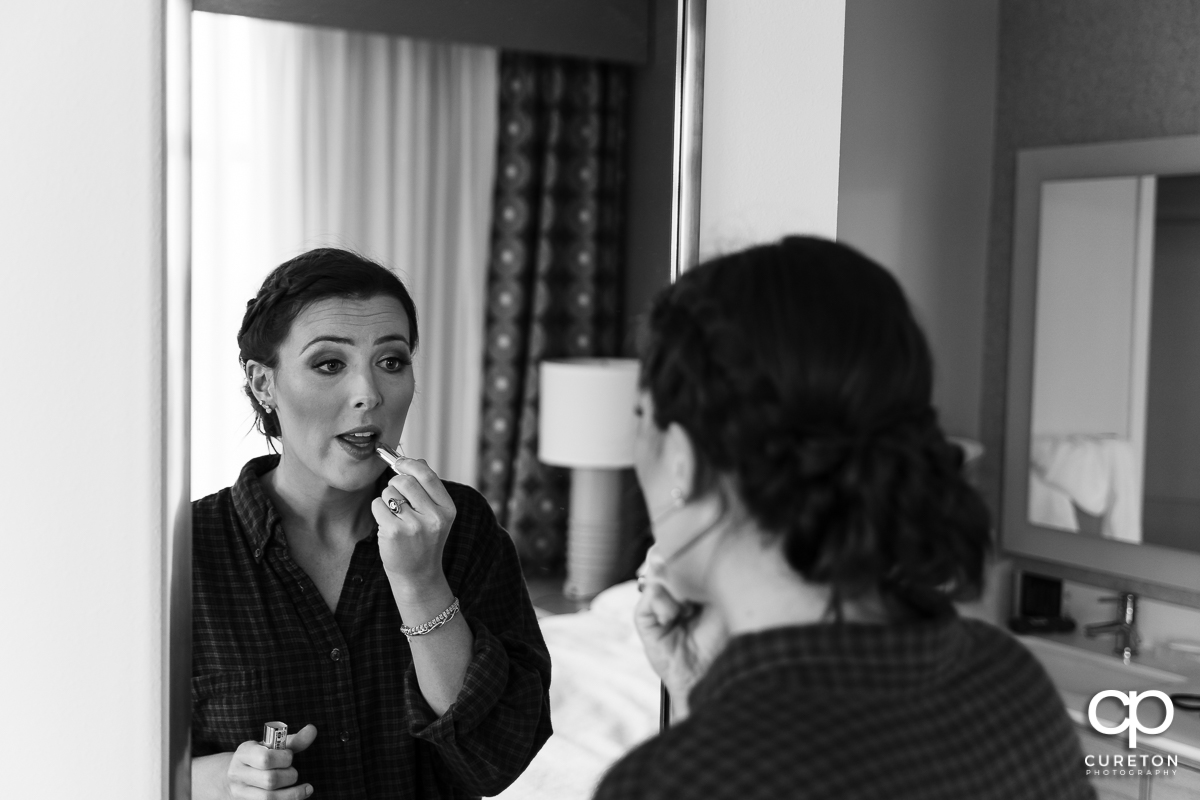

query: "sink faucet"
xmin=1085 ymin=593 xmax=1139 ymax=661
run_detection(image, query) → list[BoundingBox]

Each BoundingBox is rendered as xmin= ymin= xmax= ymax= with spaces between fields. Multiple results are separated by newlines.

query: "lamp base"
xmin=563 ymin=467 xmax=624 ymax=601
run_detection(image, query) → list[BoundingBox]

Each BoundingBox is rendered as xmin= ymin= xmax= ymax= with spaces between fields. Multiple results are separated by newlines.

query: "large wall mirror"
xmin=165 ymin=0 xmax=706 ymax=796
xmin=1003 ymin=135 xmax=1200 ymax=606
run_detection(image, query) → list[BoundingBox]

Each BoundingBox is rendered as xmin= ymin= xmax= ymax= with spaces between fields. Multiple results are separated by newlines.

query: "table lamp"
xmin=539 ymin=358 xmax=640 ymax=600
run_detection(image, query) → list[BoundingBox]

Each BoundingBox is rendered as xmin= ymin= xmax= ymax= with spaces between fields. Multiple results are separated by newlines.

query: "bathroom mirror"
xmin=1004 ymin=135 xmax=1200 ymax=603
xmin=187 ymin=0 xmax=677 ymax=498
xmin=166 ymin=0 xmax=705 ymax=796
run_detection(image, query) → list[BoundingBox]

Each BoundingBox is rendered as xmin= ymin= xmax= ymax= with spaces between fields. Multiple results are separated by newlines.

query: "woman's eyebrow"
xmin=301 ymin=334 xmax=354 ymax=353
xmin=300 ymin=333 xmax=410 ymax=353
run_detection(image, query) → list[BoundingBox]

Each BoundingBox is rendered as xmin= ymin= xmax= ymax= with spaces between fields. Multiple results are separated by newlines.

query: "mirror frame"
xmin=163 ymin=2 xmax=707 ymax=795
xmin=1003 ymin=134 xmax=1200 ymax=608
xmin=165 ymin=0 xmax=192 ymax=793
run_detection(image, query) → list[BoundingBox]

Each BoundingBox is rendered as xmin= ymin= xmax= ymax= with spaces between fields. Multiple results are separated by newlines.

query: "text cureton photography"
xmin=1084 ymin=752 xmax=1178 ymax=778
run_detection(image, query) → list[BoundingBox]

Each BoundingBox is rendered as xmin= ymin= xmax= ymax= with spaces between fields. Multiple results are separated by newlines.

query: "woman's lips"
xmin=336 ymin=432 xmax=378 ymax=460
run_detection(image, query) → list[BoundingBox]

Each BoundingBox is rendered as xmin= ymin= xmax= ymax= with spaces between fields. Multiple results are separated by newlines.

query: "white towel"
xmin=1029 ymin=435 xmax=1142 ymax=543
xmin=1028 ymin=471 xmax=1078 ymax=532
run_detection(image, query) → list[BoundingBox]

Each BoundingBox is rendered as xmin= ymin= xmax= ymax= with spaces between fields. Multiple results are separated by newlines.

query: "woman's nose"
xmin=350 ymin=365 xmax=384 ymax=409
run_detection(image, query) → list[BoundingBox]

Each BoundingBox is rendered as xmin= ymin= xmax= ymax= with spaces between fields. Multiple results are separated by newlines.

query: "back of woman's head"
xmin=639 ymin=236 xmax=990 ymax=619
xmin=237 ymin=247 xmax=419 ymax=439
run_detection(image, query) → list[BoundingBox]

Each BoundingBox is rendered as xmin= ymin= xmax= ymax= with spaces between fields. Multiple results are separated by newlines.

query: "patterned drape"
xmin=477 ymin=54 xmax=629 ymax=575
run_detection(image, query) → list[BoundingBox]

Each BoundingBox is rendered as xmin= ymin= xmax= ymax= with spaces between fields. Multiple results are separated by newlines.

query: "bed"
xmin=494 ymin=580 xmax=660 ymax=799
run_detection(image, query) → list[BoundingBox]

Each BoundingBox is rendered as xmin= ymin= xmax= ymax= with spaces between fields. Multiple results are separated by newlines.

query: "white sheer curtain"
xmin=191 ymin=12 xmax=497 ymax=499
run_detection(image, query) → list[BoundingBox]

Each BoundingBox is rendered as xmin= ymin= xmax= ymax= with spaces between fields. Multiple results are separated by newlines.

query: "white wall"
xmin=698 ymin=0 xmax=847 ymax=255
xmin=0 ymin=2 xmax=166 ymax=796
xmin=837 ymin=0 xmax=999 ymax=439
xmin=700 ymin=0 xmax=999 ymax=439
xmin=1030 ymin=177 xmax=1146 ymax=440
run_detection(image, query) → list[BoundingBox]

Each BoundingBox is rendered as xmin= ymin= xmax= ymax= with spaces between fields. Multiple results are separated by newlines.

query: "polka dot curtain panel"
xmin=477 ymin=54 xmax=629 ymax=575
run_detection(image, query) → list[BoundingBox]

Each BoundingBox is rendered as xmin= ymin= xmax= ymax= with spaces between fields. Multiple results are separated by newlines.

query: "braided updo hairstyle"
xmin=639 ymin=237 xmax=990 ymax=620
xmin=237 ymin=248 xmax=419 ymax=439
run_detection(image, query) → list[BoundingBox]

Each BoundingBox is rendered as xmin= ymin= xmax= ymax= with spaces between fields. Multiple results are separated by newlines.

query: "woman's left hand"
xmin=634 ymin=570 xmax=728 ymax=720
xmin=370 ymin=457 xmax=457 ymax=596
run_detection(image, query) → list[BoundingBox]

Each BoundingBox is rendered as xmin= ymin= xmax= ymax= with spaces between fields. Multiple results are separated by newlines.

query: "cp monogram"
xmin=1088 ymin=690 xmax=1175 ymax=748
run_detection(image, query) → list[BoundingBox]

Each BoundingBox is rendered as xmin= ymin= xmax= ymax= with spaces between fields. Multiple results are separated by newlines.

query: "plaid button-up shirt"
xmin=595 ymin=616 xmax=1095 ymax=800
xmin=192 ymin=456 xmax=552 ymax=799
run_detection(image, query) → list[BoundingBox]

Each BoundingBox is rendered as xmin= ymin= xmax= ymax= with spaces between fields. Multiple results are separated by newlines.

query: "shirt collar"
xmin=230 ymin=454 xmax=396 ymax=562
xmin=690 ymin=616 xmax=969 ymax=710
xmin=230 ymin=455 xmax=287 ymax=559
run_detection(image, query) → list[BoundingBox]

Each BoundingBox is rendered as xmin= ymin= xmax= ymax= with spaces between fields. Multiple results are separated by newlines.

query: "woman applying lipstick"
xmin=191 ymin=248 xmax=551 ymax=800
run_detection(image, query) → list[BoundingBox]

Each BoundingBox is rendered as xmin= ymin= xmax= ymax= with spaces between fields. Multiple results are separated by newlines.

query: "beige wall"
xmin=838 ymin=0 xmax=999 ymax=440
xmin=699 ymin=0 xmax=846 ymax=255
xmin=0 ymin=1 xmax=167 ymax=796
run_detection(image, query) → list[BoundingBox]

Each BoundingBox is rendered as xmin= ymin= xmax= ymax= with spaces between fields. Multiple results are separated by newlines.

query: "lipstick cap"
xmin=262 ymin=721 xmax=288 ymax=750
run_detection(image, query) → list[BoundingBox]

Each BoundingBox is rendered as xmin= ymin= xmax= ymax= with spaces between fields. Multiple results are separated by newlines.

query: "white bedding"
xmin=493 ymin=580 xmax=660 ymax=799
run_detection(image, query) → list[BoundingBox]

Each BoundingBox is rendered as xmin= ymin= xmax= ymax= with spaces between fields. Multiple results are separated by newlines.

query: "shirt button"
xmin=340 ymin=730 xmax=351 ymax=743
xmin=352 ymin=575 xmax=364 ymax=585
xmin=330 ymin=648 xmax=341 ymax=662
xmin=253 ymin=548 xmax=262 ymax=559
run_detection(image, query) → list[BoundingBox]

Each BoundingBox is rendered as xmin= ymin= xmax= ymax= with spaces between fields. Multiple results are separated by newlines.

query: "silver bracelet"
xmin=401 ymin=597 xmax=460 ymax=639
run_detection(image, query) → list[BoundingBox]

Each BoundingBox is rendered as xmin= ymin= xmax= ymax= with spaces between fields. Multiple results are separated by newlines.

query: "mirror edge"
xmin=165 ymin=0 xmax=192 ymax=796
xmin=671 ymin=0 xmax=706 ymax=279
xmin=165 ymin=0 xmax=193 ymax=796
xmin=1001 ymin=134 xmax=1200 ymax=609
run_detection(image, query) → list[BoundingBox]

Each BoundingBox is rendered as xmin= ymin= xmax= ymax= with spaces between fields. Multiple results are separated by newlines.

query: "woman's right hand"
xmin=634 ymin=575 xmax=728 ymax=721
xmin=192 ymin=724 xmax=318 ymax=799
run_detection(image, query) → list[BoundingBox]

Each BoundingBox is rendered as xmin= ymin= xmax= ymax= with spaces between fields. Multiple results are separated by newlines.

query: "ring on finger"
xmin=386 ymin=496 xmax=409 ymax=516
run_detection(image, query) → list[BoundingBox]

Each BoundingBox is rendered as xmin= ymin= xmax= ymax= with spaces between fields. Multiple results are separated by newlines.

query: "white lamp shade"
xmin=538 ymin=358 xmax=640 ymax=468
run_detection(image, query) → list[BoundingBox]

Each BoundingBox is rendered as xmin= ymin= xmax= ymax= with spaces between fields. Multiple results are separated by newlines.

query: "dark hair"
xmin=237 ymin=248 xmax=419 ymax=439
xmin=638 ymin=236 xmax=990 ymax=620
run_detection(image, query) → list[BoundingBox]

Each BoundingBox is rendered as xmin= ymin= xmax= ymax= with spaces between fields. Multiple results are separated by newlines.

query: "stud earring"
xmin=652 ymin=486 xmax=687 ymax=527
xmin=262 ymin=402 xmax=274 ymax=414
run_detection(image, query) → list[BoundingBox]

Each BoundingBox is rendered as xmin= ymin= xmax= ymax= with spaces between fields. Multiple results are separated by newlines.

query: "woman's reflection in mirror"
xmin=191 ymin=248 xmax=551 ymax=800
xmin=595 ymin=237 xmax=1094 ymax=800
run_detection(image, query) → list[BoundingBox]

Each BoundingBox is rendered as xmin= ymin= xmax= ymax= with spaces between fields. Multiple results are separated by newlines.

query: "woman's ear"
xmin=662 ymin=421 xmax=699 ymax=500
xmin=245 ymin=360 xmax=276 ymax=409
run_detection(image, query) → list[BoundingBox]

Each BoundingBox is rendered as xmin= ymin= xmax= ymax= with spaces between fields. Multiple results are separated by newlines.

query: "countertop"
xmin=1018 ymin=630 xmax=1200 ymax=767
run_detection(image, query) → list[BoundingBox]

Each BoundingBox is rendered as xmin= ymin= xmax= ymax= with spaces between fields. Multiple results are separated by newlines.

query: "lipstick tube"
xmin=376 ymin=442 xmax=404 ymax=470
